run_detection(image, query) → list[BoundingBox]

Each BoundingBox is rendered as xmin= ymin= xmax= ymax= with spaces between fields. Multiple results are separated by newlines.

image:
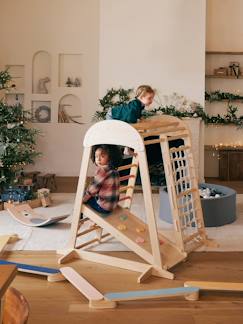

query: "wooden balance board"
xmin=60 ymin=267 xmax=199 ymax=309
xmin=0 ymin=259 xmax=65 ymax=282
xmin=6 ymin=203 xmax=69 ymax=227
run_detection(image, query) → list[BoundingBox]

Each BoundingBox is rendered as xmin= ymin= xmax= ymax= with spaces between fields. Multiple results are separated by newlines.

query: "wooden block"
xmin=0 ymin=234 xmax=19 ymax=254
xmin=60 ymin=267 xmax=104 ymax=301
xmin=4 ymin=198 xmax=42 ymax=210
xmin=185 ymin=281 xmax=243 ymax=292
xmin=0 ymin=259 xmax=65 ymax=282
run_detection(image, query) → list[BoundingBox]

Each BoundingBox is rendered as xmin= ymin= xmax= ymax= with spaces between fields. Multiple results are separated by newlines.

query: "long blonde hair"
xmin=135 ymin=85 xmax=155 ymax=98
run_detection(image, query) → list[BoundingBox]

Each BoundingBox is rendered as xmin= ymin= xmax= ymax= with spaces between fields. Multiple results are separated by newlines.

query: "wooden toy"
xmin=61 ymin=267 xmax=199 ymax=309
xmin=0 ymin=234 xmax=19 ymax=254
xmin=184 ymin=280 xmax=243 ymax=297
xmin=58 ymin=116 xmax=213 ymax=282
xmin=37 ymin=188 xmax=51 ymax=207
xmin=0 ymin=259 xmax=65 ymax=282
xmin=6 ymin=203 xmax=69 ymax=227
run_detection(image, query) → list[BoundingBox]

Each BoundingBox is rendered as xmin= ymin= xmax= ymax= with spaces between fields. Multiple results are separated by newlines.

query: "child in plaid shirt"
xmin=83 ymin=144 xmax=122 ymax=215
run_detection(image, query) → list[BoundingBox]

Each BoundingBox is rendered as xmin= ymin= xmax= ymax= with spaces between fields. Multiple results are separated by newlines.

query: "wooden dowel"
xmin=119 ymin=175 xmax=135 ymax=182
xmin=169 ymin=145 xmax=191 ymax=153
xmin=76 ymin=225 xmax=100 ymax=238
xmin=119 ymin=185 xmax=134 ymax=192
xmin=177 ymin=188 xmax=197 ymax=199
xmin=167 ymin=133 xmax=190 ymax=141
xmin=133 ymin=121 xmax=179 ymax=131
xmin=119 ymin=196 xmax=132 ymax=202
xmin=183 ymin=230 xmax=204 ymax=243
xmin=118 ymin=164 xmax=138 ymax=172
xmin=144 ymin=138 xmax=166 ymax=145
xmin=142 ymin=126 xmax=186 ymax=138
xmin=75 ymin=233 xmax=110 ymax=249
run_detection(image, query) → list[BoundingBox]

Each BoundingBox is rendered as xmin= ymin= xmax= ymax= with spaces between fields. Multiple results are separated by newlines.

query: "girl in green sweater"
xmin=106 ymin=85 xmax=155 ymax=123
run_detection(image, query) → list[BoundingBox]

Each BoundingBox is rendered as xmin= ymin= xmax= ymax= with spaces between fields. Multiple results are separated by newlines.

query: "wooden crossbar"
xmin=119 ymin=185 xmax=134 ymax=192
xmin=119 ymin=196 xmax=132 ymax=202
xmin=170 ymin=145 xmax=191 ymax=153
xmin=119 ymin=175 xmax=135 ymax=182
xmin=76 ymin=225 xmax=101 ymax=238
xmin=177 ymin=188 xmax=197 ymax=199
xmin=144 ymin=138 xmax=166 ymax=145
xmin=133 ymin=121 xmax=180 ymax=131
xmin=75 ymin=233 xmax=111 ymax=249
xmin=142 ymin=126 xmax=186 ymax=138
xmin=118 ymin=164 xmax=138 ymax=171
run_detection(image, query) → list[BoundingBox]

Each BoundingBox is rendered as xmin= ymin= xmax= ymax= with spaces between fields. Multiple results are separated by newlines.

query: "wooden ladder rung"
xmin=170 ymin=145 xmax=191 ymax=153
xmin=76 ymin=225 xmax=101 ymax=238
xmin=119 ymin=175 xmax=135 ymax=182
xmin=118 ymin=164 xmax=138 ymax=171
xmin=119 ymin=196 xmax=132 ymax=202
xmin=183 ymin=230 xmax=204 ymax=243
xmin=144 ymin=138 xmax=166 ymax=145
xmin=178 ymin=208 xmax=200 ymax=218
xmin=177 ymin=188 xmax=197 ymax=199
xmin=167 ymin=133 xmax=190 ymax=142
xmin=133 ymin=120 xmax=179 ymax=131
xmin=119 ymin=185 xmax=134 ymax=193
xmin=142 ymin=126 xmax=186 ymax=138
xmin=75 ymin=233 xmax=111 ymax=249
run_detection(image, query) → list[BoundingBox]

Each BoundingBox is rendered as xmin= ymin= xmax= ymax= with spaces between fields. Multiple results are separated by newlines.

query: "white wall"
xmin=99 ymin=0 xmax=206 ymax=105
xmin=99 ymin=0 xmax=206 ymax=181
xmin=0 ymin=0 xmax=207 ymax=177
xmin=0 ymin=0 xmax=99 ymax=176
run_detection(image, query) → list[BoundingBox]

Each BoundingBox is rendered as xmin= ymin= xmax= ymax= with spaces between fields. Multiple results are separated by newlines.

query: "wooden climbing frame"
xmin=57 ymin=115 xmax=211 ymax=282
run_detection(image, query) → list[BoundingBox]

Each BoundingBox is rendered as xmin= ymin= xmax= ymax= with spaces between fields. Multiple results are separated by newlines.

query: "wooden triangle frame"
xmin=57 ymin=116 xmax=209 ymax=282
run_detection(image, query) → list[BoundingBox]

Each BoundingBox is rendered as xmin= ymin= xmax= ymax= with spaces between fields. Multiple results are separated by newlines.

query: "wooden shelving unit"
xmin=206 ymin=74 xmax=243 ymax=79
xmin=206 ymin=51 xmax=243 ymax=55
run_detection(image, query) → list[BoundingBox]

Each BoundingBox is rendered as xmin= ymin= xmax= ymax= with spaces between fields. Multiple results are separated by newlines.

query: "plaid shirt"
xmin=83 ymin=166 xmax=120 ymax=211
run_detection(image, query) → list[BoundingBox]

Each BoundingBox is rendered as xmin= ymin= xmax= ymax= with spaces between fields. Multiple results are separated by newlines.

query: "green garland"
xmin=0 ymin=70 xmax=11 ymax=91
xmin=94 ymin=88 xmax=133 ymax=120
xmin=94 ymin=88 xmax=243 ymax=128
xmin=205 ymin=90 xmax=243 ymax=102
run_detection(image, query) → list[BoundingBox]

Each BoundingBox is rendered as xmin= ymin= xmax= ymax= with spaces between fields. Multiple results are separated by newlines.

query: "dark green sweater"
xmin=111 ymin=98 xmax=144 ymax=123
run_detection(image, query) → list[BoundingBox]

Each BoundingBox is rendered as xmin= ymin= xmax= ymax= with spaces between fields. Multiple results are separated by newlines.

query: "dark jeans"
xmin=85 ymin=197 xmax=111 ymax=216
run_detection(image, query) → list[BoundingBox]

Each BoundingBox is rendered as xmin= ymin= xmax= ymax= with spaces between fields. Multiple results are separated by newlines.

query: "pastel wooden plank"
xmin=104 ymin=286 xmax=199 ymax=302
xmin=185 ymin=281 xmax=243 ymax=292
xmin=0 ymin=259 xmax=60 ymax=274
xmin=60 ymin=267 xmax=104 ymax=301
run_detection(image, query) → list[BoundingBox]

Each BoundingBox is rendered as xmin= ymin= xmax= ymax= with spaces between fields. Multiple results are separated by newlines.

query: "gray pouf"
xmin=159 ymin=183 xmax=237 ymax=227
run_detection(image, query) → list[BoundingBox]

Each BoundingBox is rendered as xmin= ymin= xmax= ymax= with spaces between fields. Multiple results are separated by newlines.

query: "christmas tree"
xmin=0 ymin=69 xmax=40 ymax=193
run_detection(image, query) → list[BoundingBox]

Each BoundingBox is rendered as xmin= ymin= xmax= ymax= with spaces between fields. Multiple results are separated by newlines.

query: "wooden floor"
xmin=3 ymin=251 xmax=243 ymax=324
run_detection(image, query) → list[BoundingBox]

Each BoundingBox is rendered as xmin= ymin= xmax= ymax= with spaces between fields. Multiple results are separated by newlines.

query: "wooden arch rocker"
xmin=58 ymin=116 xmax=210 ymax=282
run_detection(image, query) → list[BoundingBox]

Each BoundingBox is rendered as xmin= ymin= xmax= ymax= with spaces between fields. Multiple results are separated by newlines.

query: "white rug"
xmin=1 ymin=193 xmax=243 ymax=252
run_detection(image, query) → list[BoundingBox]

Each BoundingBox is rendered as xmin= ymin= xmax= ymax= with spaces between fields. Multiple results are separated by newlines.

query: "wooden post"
xmin=67 ymin=147 xmax=91 ymax=249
